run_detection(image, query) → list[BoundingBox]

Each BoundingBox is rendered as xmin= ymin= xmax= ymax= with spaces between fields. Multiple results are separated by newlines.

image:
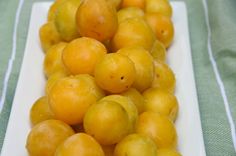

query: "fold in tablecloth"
xmin=0 ymin=0 xmax=235 ymax=155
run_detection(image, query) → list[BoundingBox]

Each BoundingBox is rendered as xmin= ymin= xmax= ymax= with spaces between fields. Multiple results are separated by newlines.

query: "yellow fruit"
xmin=117 ymin=7 xmax=144 ymax=23
xmin=54 ymin=0 xmax=81 ymax=41
xmin=83 ymin=100 xmax=130 ymax=145
xmin=76 ymin=0 xmax=118 ymax=42
xmin=45 ymin=72 xmax=67 ymax=96
xmin=94 ymin=53 xmax=136 ymax=93
xmin=143 ymin=88 xmax=178 ymax=121
xmin=145 ymin=13 xmax=174 ymax=48
xmin=152 ymin=61 xmax=176 ymax=93
xmin=44 ymin=42 xmax=68 ymax=78
xmin=145 ymin=0 xmax=172 ymax=17
xmin=55 ymin=133 xmax=105 ymax=156
xmin=114 ymin=134 xmax=157 ymax=156
xmin=157 ymin=149 xmax=182 ymax=156
xmin=121 ymin=0 xmax=145 ymax=9
xmin=106 ymin=0 xmax=122 ymax=10
xmin=39 ymin=22 xmax=61 ymax=53
xmin=26 ymin=120 xmax=74 ymax=156
xmin=47 ymin=0 xmax=66 ymax=21
xmin=121 ymin=88 xmax=145 ymax=114
xmin=111 ymin=18 xmax=155 ymax=52
xmin=100 ymin=95 xmax=138 ymax=132
xmin=135 ymin=112 xmax=177 ymax=149
xmin=30 ymin=96 xmax=54 ymax=126
xmin=150 ymin=40 xmax=166 ymax=62
xmin=48 ymin=75 xmax=105 ymax=125
xmin=117 ymin=46 xmax=154 ymax=92
xmin=102 ymin=145 xmax=115 ymax=156
xmin=75 ymin=74 xmax=106 ymax=99
xmin=62 ymin=37 xmax=107 ymax=75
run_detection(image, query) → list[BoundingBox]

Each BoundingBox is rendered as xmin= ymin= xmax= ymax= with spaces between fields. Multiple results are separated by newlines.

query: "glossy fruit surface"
xmin=39 ymin=22 xmax=61 ymax=52
xmin=135 ymin=112 xmax=177 ymax=149
xmin=55 ymin=133 xmax=105 ymax=156
xmin=45 ymin=71 xmax=67 ymax=95
xmin=100 ymin=95 xmax=138 ymax=132
xmin=111 ymin=18 xmax=155 ymax=52
xmin=30 ymin=96 xmax=54 ymax=126
xmin=26 ymin=120 xmax=74 ymax=156
xmin=117 ymin=46 xmax=154 ymax=92
xmin=114 ymin=133 xmax=157 ymax=156
xmin=75 ymin=74 xmax=106 ymax=99
xmin=94 ymin=53 xmax=136 ymax=93
xmin=62 ymin=37 xmax=107 ymax=75
xmin=145 ymin=13 xmax=174 ymax=48
xmin=48 ymin=75 xmax=105 ymax=125
xmin=44 ymin=42 xmax=68 ymax=77
xmin=47 ymin=0 xmax=66 ymax=21
xmin=83 ymin=100 xmax=130 ymax=145
xmin=76 ymin=0 xmax=118 ymax=42
xmin=117 ymin=7 xmax=144 ymax=23
xmin=150 ymin=40 xmax=166 ymax=62
xmin=152 ymin=61 xmax=176 ymax=93
xmin=143 ymin=88 xmax=179 ymax=121
xmin=121 ymin=88 xmax=145 ymax=114
xmin=145 ymin=0 xmax=172 ymax=17
xmin=54 ymin=0 xmax=81 ymax=41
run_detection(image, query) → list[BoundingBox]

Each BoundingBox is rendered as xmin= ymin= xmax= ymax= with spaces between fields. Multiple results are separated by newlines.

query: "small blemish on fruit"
xmin=121 ymin=76 xmax=124 ymax=80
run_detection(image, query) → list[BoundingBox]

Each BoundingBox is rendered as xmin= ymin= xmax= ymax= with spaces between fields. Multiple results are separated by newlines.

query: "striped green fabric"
xmin=0 ymin=0 xmax=235 ymax=155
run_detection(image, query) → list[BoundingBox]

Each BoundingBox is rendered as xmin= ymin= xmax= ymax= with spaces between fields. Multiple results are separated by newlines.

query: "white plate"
xmin=1 ymin=2 xmax=206 ymax=156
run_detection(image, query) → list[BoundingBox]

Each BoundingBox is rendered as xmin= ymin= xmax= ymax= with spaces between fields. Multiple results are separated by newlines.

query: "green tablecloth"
xmin=0 ymin=0 xmax=235 ymax=155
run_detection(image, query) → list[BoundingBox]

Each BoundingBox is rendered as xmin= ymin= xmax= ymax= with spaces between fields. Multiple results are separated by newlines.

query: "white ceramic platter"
xmin=1 ymin=2 xmax=206 ymax=156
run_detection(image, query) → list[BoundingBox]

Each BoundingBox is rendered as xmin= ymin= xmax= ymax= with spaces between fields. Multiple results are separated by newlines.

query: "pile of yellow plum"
xmin=26 ymin=0 xmax=181 ymax=155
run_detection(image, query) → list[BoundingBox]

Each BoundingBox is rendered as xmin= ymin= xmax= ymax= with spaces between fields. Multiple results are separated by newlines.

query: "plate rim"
xmin=0 ymin=1 xmax=206 ymax=156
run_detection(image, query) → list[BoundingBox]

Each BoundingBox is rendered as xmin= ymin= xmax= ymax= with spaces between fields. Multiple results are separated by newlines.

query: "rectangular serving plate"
xmin=1 ymin=2 xmax=206 ymax=156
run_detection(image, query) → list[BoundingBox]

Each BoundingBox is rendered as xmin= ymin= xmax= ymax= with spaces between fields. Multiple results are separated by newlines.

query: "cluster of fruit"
xmin=26 ymin=0 xmax=181 ymax=155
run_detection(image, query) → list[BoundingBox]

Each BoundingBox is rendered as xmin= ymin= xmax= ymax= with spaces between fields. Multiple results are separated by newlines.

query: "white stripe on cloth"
xmin=202 ymin=0 xmax=236 ymax=151
xmin=0 ymin=0 xmax=25 ymax=113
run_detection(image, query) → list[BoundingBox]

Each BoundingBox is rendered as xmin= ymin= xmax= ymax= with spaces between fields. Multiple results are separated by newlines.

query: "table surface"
xmin=0 ymin=0 xmax=236 ymax=156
